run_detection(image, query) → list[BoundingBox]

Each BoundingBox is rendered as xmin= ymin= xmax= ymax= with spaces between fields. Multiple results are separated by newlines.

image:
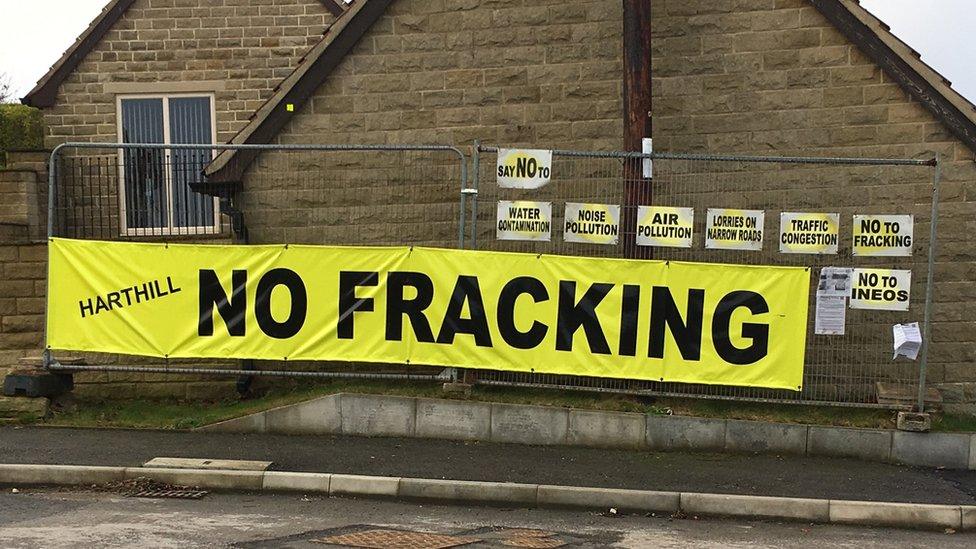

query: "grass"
xmin=29 ymin=378 xmax=976 ymax=433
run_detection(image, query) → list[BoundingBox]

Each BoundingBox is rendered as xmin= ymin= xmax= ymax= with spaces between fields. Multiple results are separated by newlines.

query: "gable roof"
xmin=205 ymin=0 xmax=394 ymax=182
xmin=21 ymin=0 xmax=349 ymax=108
xmin=23 ymin=0 xmax=976 ymax=177
xmin=812 ymin=0 xmax=976 ymax=153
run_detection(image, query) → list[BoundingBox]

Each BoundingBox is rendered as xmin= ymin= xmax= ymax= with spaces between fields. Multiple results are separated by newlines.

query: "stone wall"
xmin=41 ymin=0 xmax=335 ymax=147
xmin=648 ymin=0 xmax=975 ymax=403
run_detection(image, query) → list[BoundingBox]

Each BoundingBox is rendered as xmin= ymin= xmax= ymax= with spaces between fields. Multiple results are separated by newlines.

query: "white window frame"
xmin=116 ymin=93 xmax=221 ymax=237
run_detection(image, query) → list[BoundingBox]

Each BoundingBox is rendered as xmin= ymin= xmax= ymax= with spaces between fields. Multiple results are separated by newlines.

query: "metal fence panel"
xmin=45 ymin=143 xmax=467 ymax=383
xmin=469 ymin=144 xmax=938 ymax=408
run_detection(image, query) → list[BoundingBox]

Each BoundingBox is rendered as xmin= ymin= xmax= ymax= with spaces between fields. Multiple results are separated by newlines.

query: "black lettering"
xmin=338 ymin=271 xmax=378 ymax=340
xmin=255 ymin=268 xmax=307 ymax=339
xmin=385 ymin=271 xmax=435 ymax=343
xmin=436 ymin=275 xmax=492 ymax=347
xmin=79 ymin=298 xmax=94 ymax=318
xmin=107 ymin=292 xmax=122 ymax=311
xmin=497 ymin=276 xmax=549 ymax=350
xmin=618 ymin=285 xmax=641 ymax=357
xmin=555 ymin=281 xmax=612 ymax=354
xmin=648 ymin=287 xmax=704 ymax=360
xmin=198 ymin=269 xmax=247 ymax=337
xmin=712 ymin=291 xmax=769 ymax=365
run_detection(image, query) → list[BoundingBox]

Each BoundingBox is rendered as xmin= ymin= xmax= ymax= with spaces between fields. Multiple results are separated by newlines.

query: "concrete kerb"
xmin=0 ymin=463 xmax=971 ymax=531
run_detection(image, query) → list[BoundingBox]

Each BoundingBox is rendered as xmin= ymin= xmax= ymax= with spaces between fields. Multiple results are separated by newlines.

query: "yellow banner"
xmin=47 ymin=238 xmax=810 ymax=391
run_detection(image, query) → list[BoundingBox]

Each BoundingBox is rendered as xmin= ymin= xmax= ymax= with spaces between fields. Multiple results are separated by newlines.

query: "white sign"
xmin=852 ymin=214 xmax=913 ymax=256
xmin=815 ymin=267 xmax=852 ymax=335
xmin=563 ymin=202 xmax=620 ymax=245
xmin=893 ymin=322 xmax=922 ymax=360
xmin=636 ymin=206 xmax=694 ymax=248
xmin=705 ymin=208 xmax=765 ymax=251
xmin=780 ymin=212 xmax=839 ymax=255
xmin=496 ymin=200 xmax=552 ymax=242
xmin=496 ymin=149 xmax=553 ymax=189
xmin=850 ymin=268 xmax=911 ymax=311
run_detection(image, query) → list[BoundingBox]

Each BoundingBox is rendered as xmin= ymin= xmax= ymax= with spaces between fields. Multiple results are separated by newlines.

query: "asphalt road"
xmin=2 ymin=426 xmax=976 ymax=505
xmin=0 ymin=489 xmax=972 ymax=548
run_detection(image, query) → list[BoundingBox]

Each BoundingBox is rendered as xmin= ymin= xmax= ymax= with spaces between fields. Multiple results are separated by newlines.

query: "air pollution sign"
xmin=47 ymin=238 xmax=811 ymax=391
xmin=636 ymin=206 xmax=694 ymax=248
xmin=496 ymin=148 xmax=553 ymax=189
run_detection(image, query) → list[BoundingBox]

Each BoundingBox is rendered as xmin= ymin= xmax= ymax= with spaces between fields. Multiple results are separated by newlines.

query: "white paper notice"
xmin=815 ymin=297 xmax=847 ymax=336
xmin=815 ymin=267 xmax=852 ymax=335
xmin=892 ymin=322 xmax=922 ymax=360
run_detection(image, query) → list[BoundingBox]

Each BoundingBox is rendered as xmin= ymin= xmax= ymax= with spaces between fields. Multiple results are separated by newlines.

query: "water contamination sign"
xmin=497 ymin=200 xmax=552 ymax=242
xmin=705 ymin=209 xmax=765 ymax=251
xmin=852 ymin=215 xmax=913 ymax=257
xmin=636 ymin=206 xmax=694 ymax=248
xmin=48 ymin=238 xmax=811 ymax=391
xmin=563 ymin=202 xmax=620 ymax=245
xmin=779 ymin=212 xmax=839 ymax=254
xmin=850 ymin=268 xmax=911 ymax=311
xmin=496 ymin=148 xmax=553 ymax=189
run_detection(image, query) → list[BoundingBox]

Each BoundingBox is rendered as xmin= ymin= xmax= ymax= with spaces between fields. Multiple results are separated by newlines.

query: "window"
xmin=117 ymin=94 xmax=219 ymax=235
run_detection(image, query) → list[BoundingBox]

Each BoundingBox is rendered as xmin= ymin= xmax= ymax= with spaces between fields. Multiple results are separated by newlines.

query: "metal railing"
xmin=44 ymin=142 xmax=468 ymax=384
xmin=467 ymin=144 xmax=940 ymax=409
xmin=43 ymin=141 xmax=940 ymax=409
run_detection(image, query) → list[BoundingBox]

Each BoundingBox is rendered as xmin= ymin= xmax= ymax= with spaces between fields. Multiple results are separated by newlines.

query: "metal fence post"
xmin=916 ymin=153 xmax=941 ymax=413
xmin=469 ymin=140 xmax=481 ymax=250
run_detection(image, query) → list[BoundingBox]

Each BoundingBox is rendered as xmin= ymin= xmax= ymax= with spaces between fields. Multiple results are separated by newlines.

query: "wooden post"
xmin=622 ymin=0 xmax=652 ymax=259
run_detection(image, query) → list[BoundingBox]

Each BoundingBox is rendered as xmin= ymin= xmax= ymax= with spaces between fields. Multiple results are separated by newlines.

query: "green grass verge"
xmin=32 ymin=379 xmax=976 ymax=433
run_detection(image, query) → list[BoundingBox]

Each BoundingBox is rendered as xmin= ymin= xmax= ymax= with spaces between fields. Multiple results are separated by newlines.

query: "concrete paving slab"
xmin=725 ymin=420 xmax=807 ymax=455
xmin=264 ymin=394 xmax=341 ymax=435
xmin=807 ymin=426 xmax=891 ymax=463
xmin=646 ymin=415 xmax=726 ymax=451
xmin=490 ymin=403 xmax=568 ymax=446
xmin=399 ymin=477 xmax=537 ymax=505
xmin=142 ymin=457 xmax=272 ymax=471
xmin=330 ymin=474 xmax=400 ymax=497
xmin=567 ymin=409 xmax=644 ymax=449
xmin=263 ymin=471 xmax=331 ymax=493
xmin=414 ymin=398 xmax=490 ymax=441
xmin=830 ymin=500 xmax=962 ymax=530
xmin=891 ymin=431 xmax=971 ymax=469
xmin=538 ymin=485 xmax=679 ymax=513
xmin=681 ymin=492 xmax=829 ymax=522
xmin=340 ymin=394 xmax=416 ymax=438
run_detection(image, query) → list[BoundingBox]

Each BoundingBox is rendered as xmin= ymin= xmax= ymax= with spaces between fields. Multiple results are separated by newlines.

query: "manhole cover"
xmin=127 ymin=489 xmax=208 ymax=499
xmin=500 ymin=536 xmax=566 ymax=549
xmin=312 ymin=529 xmax=479 ymax=549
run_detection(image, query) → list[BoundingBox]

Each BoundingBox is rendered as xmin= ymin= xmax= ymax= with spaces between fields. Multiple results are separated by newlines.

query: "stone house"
xmin=1 ymin=0 xmax=974 ymax=410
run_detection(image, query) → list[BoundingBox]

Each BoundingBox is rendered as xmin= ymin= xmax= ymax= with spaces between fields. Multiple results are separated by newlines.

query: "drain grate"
xmin=312 ymin=529 xmax=479 ymax=549
xmin=127 ymin=489 xmax=208 ymax=499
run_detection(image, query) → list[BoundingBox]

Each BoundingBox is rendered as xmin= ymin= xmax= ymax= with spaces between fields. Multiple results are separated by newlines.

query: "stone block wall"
xmin=275 ymin=0 xmax=624 ymax=149
xmin=647 ymin=0 xmax=975 ymax=401
xmin=40 ymin=0 xmax=336 ymax=147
